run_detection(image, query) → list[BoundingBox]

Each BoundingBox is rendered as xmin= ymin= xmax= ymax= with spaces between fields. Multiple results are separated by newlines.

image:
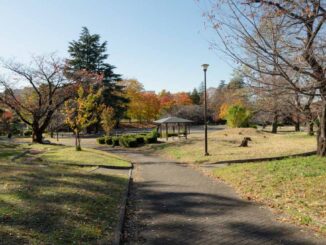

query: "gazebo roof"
xmin=154 ymin=116 xmax=193 ymax=124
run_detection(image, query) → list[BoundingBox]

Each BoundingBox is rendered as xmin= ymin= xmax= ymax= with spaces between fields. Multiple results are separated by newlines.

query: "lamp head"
xmin=202 ymin=64 xmax=209 ymax=71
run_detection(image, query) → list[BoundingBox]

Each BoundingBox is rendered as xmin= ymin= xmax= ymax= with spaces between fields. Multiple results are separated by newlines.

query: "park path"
xmin=96 ymin=149 xmax=326 ymax=245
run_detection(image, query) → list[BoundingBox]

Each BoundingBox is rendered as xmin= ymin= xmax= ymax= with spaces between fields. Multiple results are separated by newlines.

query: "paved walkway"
xmin=100 ymin=149 xmax=325 ymax=245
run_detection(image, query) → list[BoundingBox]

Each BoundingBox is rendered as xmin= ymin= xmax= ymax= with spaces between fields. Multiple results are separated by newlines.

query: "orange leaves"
xmin=158 ymin=91 xmax=193 ymax=114
xmin=218 ymin=103 xmax=229 ymax=120
xmin=174 ymin=92 xmax=193 ymax=106
xmin=141 ymin=92 xmax=160 ymax=122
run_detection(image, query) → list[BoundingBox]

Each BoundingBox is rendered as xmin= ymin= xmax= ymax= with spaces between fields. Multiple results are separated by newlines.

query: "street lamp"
xmin=202 ymin=64 xmax=209 ymax=156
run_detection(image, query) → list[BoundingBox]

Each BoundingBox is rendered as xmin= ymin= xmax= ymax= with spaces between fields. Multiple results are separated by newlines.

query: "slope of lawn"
xmin=0 ymin=162 xmax=128 ymax=244
xmin=24 ymin=144 xmax=131 ymax=168
xmin=0 ymin=141 xmax=25 ymax=161
xmin=0 ymin=141 xmax=129 ymax=244
xmin=150 ymin=128 xmax=316 ymax=164
xmin=213 ymin=156 xmax=326 ymax=236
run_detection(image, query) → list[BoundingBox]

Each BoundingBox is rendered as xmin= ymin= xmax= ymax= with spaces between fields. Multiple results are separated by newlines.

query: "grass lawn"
xmin=212 ymin=156 xmax=326 ymax=236
xmin=23 ymin=144 xmax=131 ymax=168
xmin=150 ymin=128 xmax=316 ymax=164
xmin=0 ymin=140 xmax=25 ymax=161
xmin=0 ymin=141 xmax=130 ymax=244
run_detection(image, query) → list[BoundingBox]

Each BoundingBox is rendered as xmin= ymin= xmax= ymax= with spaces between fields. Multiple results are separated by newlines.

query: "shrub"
xmin=145 ymin=135 xmax=158 ymax=144
xmin=225 ymin=105 xmax=252 ymax=128
xmin=128 ymin=137 xmax=138 ymax=147
xmin=112 ymin=136 xmax=120 ymax=147
xmin=135 ymin=135 xmax=145 ymax=144
xmin=105 ymin=136 xmax=113 ymax=145
xmin=119 ymin=136 xmax=138 ymax=148
xmin=144 ymin=129 xmax=158 ymax=143
xmin=150 ymin=128 xmax=159 ymax=138
xmin=97 ymin=137 xmax=106 ymax=144
xmin=119 ymin=136 xmax=129 ymax=147
xmin=24 ymin=130 xmax=33 ymax=137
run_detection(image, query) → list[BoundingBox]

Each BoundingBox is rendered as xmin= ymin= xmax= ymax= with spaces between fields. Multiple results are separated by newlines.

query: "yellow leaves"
xmin=100 ymin=106 xmax=115 ymax=135
xmin=65 ymin=85 xmax=102 ymax=132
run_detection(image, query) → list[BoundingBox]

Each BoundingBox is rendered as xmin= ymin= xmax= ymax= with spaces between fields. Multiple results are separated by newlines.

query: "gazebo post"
xmin=177 ymin=123 xmax=180 ymax=138
xmin=165 ymin=123 xmax=168 ymax=141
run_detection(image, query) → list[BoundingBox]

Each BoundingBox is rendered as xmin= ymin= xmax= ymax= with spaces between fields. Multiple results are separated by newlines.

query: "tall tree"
xmin=0 ymin=55 xmax=75 ymax=143
xmin=205 ymin=1 xmax=326 ymax=155
xmin=190 ymin=88 xmax=201 ymax=105
xmin=66 ymin=27 xmax=128 ymax=122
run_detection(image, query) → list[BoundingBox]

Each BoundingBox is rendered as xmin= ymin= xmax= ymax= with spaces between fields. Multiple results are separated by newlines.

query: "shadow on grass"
xmin=0 ymin=164 xmax=127 ymax=244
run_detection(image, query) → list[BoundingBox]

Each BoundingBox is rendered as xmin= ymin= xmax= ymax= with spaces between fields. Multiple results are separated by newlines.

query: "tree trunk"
xmin=295 ymin=121 xmax=300 ymax=132
xmin=32 ymin=129 xmax=43 ymax=143
xmin=50 ymin=131 xmax=54 ymax=138
xmin=272 ymin=115 xmax=278 ymax=134
xmin=317 ymin=103 xmax=326 ymax=156
xmin=308 ymin=121 xmax=314 ymax=136
xmin=75 ymin=131 xmax=81 ymax=151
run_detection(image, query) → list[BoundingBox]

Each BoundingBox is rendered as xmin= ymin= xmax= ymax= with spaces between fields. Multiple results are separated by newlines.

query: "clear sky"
xmin=0 ymin=0 xmax=233 ymax=92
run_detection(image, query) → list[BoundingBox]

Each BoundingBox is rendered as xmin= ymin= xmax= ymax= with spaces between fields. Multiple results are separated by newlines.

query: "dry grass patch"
xmin=150 ymin=128 xmax=316 ymax=164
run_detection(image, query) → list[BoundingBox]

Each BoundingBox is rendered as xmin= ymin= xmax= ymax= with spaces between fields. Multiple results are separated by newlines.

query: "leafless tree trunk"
xmin=205 ymin=0 xmax=326 ymax=155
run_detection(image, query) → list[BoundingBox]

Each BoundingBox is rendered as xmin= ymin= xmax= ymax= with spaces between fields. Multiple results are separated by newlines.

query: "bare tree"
xmin=286 ymin=89 xmax=316 ymax=135
xmin=205 ymin=1 xmax=326 ymax=155
xmin=47 ymin=110 xmax=66 ymax=140
xmin=250 ymin=75 xmax=291 ymax=133
xmin=0 ymin=55 xmax=76 ymax=143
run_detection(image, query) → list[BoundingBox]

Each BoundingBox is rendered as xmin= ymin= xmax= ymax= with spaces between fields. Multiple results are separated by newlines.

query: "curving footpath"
xmin=99 ymin=148 xmax=325 ymax=245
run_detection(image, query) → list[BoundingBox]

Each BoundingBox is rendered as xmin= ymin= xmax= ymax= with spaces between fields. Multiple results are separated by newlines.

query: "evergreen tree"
xmin=218 ymin=80 xmax=226 ymax=89
xmin=66 ymin=27 xmax=128 ymax=122
xmin=227 ymin=69 xmax=245 ymax=89
xmin=190 ymin=88 xmax=201 ymax=105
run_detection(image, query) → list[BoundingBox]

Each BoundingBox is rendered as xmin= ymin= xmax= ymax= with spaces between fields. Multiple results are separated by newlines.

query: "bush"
xmin=112 ymin=136 xmax=120 ymax=147
xmin=24 ymin=130 xmax=33 ymax=137
xmin=119 ymin=136 xmax=138 ymax=148
xmin=135 ymin=135 xmax=145 ymax=144
xmin=225 ymin=105 xmax=252 ymax=128
xmin=97 ymin=130 xmax=158 ymax=147
xmin=145 ymin=129 xmax=158 ymax=144
xmin=97 ymin=137 xmax=106 ymax=144
xmin=105 ymin=136 xmax=112 ymax=145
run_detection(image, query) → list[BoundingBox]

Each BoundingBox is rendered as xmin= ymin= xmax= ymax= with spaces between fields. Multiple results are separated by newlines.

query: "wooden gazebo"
xmin=154 ymin=116 xmax=193 ymax=140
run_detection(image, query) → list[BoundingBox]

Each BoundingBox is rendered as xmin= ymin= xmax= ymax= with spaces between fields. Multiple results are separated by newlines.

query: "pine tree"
xmin=218 ymin=80 xmax=226 ymax=89
xmin=66 ymin=27 xmax=128 ymax=123
xmin=190 ymin=88 xmax=201 ymax=105
xmin=227 ymin=69 xmax=245 ymax=89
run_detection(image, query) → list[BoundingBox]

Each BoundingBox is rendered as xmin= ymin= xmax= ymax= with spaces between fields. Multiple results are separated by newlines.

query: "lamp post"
xmin=202 ymin=64 xmax=209 ymax=156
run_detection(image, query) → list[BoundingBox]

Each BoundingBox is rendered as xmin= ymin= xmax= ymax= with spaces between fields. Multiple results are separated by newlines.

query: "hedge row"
xmin=97 ymin=130 xmax=158 ymax=148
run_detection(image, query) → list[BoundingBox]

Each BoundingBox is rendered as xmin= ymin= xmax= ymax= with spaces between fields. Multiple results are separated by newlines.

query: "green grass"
xmin=213 ymin=156 xmax=326 ymax=236
xmin=0 ymin=162 xmax=128 ymax=244
xmin=24 ymin=144 xmax=131 ymax=168
xmin=0 ymin=142 xmax=25 ymax=161
xmin=150 ymin=128 xmax=316 ymax=164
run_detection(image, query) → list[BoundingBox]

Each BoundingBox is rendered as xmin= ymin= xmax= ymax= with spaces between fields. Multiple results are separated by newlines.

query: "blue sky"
xmin=0 ymin=0 xmax=233 ymax=92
